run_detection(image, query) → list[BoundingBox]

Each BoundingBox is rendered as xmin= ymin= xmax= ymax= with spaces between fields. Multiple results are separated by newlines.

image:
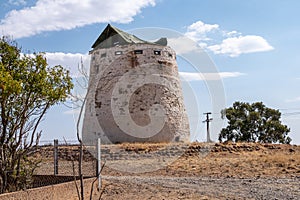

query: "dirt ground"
xmin=98 ymin=176 xmax=299 ymax=200
xmin=35 ymin=142 xmax=300 ymax=199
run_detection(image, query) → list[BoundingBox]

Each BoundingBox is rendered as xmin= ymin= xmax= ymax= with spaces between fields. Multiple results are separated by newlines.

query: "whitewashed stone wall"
xmin=82 ymin=43 xmax=190 ymax=144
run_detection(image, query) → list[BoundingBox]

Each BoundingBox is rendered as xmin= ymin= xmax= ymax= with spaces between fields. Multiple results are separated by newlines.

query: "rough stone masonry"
xmin=82 ymin=24 xmax=190 ymax=144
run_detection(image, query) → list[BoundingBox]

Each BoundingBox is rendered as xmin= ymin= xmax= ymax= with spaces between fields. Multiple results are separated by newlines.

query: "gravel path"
xmin=102 ymin=175 xmax=300 ymax=199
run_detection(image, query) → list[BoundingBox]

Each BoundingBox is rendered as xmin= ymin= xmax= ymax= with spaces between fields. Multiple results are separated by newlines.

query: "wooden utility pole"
xmin=203 ymin=112 xmax=213 ymax=142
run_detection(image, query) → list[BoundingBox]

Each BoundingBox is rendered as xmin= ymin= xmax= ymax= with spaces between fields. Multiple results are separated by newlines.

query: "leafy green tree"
xmin=219 ymin=101 xmax=291 ymax=144
xmin=0 ymin=37 xmax=73 ymax=193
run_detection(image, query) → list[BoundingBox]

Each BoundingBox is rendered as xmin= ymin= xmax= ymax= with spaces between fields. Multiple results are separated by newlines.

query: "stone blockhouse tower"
xmin=82 ymin=24 xmax=190 ymax=144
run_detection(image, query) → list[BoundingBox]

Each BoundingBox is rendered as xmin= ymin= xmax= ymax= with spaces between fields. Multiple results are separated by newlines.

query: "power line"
xmin=279 ymin=107 xmax=300 ymax=111
xmin=282 ymin=112 xmax=300 ymax=116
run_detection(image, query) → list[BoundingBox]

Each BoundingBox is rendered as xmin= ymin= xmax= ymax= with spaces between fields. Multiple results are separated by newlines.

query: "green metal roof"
xmin=91 ymin=24 xmax=167 ymax=49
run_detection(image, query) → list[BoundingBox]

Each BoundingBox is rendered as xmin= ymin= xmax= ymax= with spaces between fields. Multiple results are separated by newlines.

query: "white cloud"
xmin=225 ymin=30 xmax=241 ymax=37
xmin=185 ymin=21 xmax=219 ymax=41
xmin=0 ymin=0 xmax=155 ymax=39
xmin=286 ymin=96 xmax=300 ymax=103
xmin=187 ymin=21 xmax=219 ymax=33
xmin=179 ymin=72 xmax=245 ymax=81
xmin=168 ymin=36 xmax=200 ymax=54
xmin=208 ymin=35 xmax=274 ymax=57
xmin=8 ymin=0 xmax=26 ymax=6
xmin=63 ymin=108 xmax=80 ymax=115
xmin=184 ymin=20 xmax=274 ymax=57
xmin=45 ymin=52 xmax=90 ymax=78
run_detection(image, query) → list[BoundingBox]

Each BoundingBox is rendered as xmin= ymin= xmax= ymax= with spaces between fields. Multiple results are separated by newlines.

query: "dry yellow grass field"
xmin=32 ymin=142 xmax=300 ymax=199
xmin=98 ymin=142 xmax=300 ymax=178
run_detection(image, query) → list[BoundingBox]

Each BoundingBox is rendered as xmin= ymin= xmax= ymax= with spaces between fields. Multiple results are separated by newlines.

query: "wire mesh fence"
xmin=31 ymin=139 xmax=98 ymax=188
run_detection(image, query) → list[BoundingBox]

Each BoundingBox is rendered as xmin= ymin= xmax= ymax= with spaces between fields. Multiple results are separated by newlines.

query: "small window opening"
xmin=115 ymin=51 xmax=123 ymax=55
xmin=101 ymin=53 xmax=106 ymax=58
xmin=154 ymin=50 xmax=161 ymax=55
xmin=95 ymin=65 xmax=99 ymax=73
xmin=134 ymin=50 xmax=143 ymax=54
xmin=168 ymin=53 xmax=173 ymax=58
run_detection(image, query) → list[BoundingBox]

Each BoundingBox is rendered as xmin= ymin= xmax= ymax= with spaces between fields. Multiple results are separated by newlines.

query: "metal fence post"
xmin=54 ymin=139 xmax=58 ymax=175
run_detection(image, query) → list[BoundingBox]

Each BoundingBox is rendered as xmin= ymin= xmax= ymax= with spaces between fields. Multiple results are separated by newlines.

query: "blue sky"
xmin=0 ymin=0 xmax=299 ymax=144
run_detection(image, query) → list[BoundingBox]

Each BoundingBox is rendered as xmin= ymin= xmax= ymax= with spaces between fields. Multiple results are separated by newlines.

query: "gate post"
xmin=54 ymin=139 xmax=58 ymax=175
xmin=97 ymin=138 xmax=101 ymax=190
